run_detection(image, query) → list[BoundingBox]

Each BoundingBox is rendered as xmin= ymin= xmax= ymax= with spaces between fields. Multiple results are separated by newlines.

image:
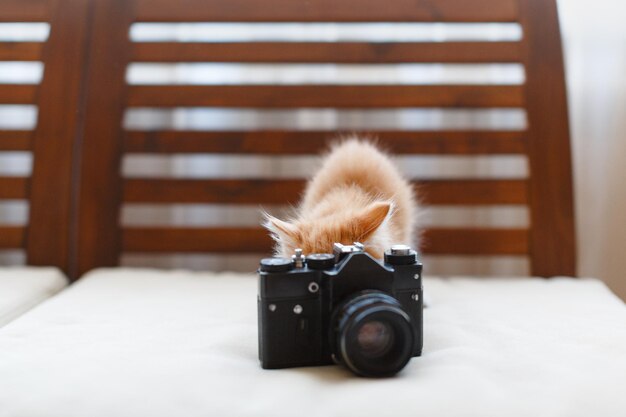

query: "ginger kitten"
xmin=263 ymin=138 xmax=417 ymax=259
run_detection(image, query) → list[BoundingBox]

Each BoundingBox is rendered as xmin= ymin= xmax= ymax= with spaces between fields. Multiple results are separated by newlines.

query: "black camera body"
xmin=258 ymin=243 xmax=423 ymax=377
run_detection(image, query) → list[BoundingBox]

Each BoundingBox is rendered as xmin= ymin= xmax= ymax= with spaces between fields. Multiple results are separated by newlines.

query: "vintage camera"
xmin=258 ymin=242 xmax=423 ymax=377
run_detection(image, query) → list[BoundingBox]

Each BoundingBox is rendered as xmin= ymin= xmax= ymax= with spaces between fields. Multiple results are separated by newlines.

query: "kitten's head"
xmin=263 ymin=201 xmax=393 ymax=259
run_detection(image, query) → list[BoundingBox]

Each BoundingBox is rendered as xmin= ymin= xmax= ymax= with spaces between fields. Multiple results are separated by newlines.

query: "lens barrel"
xmin=332 ymin=291 xmax=414 ymax=377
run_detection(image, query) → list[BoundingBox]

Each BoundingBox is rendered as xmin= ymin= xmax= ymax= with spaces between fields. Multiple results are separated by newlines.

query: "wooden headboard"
xmin=0 ymin=0 xmax=576 ymax=280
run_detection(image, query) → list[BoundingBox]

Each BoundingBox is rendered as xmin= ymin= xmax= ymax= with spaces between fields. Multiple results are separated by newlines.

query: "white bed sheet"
xmin=0 ymin=269 xmax=625 ymax=417
xmin=0 ymin=267 xmax=67 ymax=327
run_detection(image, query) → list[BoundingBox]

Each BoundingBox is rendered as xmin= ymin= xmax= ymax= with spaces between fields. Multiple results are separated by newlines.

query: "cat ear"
xmin=262 ymin=214 xmax=299 ymax=240
xmin=354 ymin=201 xmax=393 ymax=241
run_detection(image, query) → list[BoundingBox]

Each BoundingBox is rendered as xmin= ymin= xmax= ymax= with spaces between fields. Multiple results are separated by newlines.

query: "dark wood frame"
xmin=520 ymin=0 xmax=576 ymax=277
xmin=0 ymin=0 xmax=90 ymax=274
xmin=0 ymin=0 xmax=576 ymax=280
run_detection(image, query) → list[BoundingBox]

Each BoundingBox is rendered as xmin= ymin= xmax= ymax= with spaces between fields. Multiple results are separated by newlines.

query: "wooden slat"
xmin=0 ymin=177 xmax=29 ymax=199
xmin=418 ymin=180 xmax=527 ymax=205
xmin=0 ymin=0 xmax=50 ymax=22
xmin=122 ymin=227 xmax=528 ymax=255
xmin=0 ymin=43 xmax=44 ymax=61
xmin=0 ymin=131 xmax=32 ymax=151
xmin=127 ymin=85 xmax=523 ymax=108
xmin=131 ymin=42 xmax=523 ymax=63
xmin=0 ymin=226 xmax=25 ymax=249
xmin=135 ymin=0 xmax=519 ymax=22
xmin=422 ymin=227 xmax=528 ymax=255
xmin=0 ymin=85 xmax=37 ymax=104
xmin=124 ymin=227 xmax=272 ymax=253
xmin=124 ymin=130 xmax=526 ymax=155
xmin=123 ymin=178 xmax=528 ymax=205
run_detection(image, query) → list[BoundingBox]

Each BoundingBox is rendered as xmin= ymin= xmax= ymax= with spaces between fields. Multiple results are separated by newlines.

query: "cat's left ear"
xmin=262 ymin=214 xmax=299 ymax=241
xmin=354 ymin=201 xmax=393 ymax=241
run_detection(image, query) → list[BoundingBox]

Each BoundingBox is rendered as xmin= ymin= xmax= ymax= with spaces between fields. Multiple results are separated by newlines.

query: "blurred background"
xmin=0 ymin=0 xmax=625 ymax=300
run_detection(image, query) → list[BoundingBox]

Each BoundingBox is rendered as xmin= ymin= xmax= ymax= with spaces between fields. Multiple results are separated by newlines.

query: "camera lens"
xmin=357 ymin=320 xmax=395 ymax=358
xmin=332 ymin=291 xmax=414 ymax=377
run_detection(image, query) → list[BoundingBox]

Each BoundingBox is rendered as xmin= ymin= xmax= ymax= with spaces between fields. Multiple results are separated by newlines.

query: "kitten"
xmin=263 ymin=137 xmax=417 ymax=259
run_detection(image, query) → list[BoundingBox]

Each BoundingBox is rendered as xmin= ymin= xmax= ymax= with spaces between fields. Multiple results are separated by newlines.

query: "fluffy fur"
xmin=263 ymin=138 xmax=417 ymax=259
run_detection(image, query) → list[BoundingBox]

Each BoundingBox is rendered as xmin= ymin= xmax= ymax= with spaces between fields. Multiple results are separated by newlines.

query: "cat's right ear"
xmin=354 ymin=201 xmax=393 ymax=242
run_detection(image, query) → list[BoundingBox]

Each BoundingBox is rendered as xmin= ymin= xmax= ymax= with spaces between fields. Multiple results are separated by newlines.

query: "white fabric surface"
xmin=0 ymin=267 xmax=67 ymax=327
xmin=0 ymin=269 xmax=625 ymax=417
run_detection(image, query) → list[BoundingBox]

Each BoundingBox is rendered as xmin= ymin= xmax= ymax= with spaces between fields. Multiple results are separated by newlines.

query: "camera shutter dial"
xmin=384 ymin=245 xmax=417 ymax=265
xmin=390 ymin=244 xmax=411 ymax=255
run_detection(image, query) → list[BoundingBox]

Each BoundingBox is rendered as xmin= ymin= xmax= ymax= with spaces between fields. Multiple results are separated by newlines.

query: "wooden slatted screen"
xmin=0 ymin=0 xmax=89 ymax=273
xmin=74 ymin=0 xmax=575 ymax=278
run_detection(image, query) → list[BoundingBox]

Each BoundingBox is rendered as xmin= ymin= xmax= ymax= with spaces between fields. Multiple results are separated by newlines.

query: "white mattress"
xmin=0 ymin=267 xmax=67 ymax=327
xmin=0 ymin=269 xmax=625 ymax=417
